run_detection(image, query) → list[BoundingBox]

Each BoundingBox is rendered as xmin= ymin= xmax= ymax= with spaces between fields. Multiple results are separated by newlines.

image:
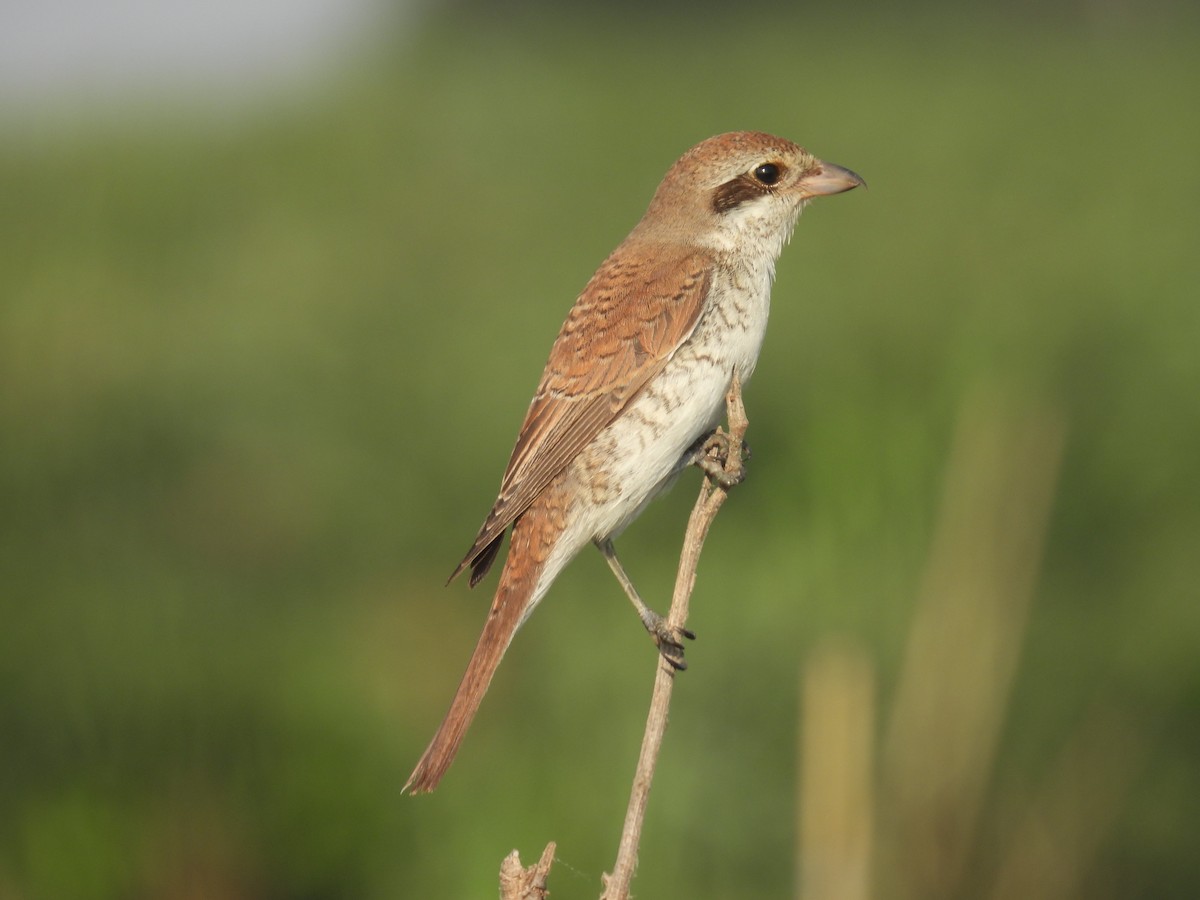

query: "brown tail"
xmin=404 ymin=497 xmax=564 ymax=794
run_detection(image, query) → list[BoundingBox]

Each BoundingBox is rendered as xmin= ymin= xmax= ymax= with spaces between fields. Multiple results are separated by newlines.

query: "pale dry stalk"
xmin=600 ymin=372 xmax=749 ymax=900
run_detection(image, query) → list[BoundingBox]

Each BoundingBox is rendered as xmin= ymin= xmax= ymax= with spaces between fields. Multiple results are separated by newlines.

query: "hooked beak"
xmin=799 ymin=160 xmax=866 ymax=197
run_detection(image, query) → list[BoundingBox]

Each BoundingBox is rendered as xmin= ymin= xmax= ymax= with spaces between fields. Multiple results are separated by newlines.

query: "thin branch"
xmin=601 ymin=372 xmax=749 ymax=900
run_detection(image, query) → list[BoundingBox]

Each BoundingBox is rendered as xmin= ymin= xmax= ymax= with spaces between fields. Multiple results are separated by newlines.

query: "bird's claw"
xmin=643 ymin=611 xmax=696 ymax=671
xmin=692 ymin=430 xmax=749 ymax=488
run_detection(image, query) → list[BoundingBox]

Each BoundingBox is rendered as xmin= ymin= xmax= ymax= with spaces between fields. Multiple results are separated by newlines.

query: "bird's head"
xmin=636 ymin=131 xmax=864 ymax=257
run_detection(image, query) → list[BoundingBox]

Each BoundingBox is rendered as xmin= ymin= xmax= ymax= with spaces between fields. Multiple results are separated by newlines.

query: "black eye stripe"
xmin=712 ymin=176 xmax=763 ymax=212
xmin=711 ymin=162 xmax=786 ymax=214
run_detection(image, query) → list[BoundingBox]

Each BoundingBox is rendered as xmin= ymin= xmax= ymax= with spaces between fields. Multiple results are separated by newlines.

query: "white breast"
xmin=519 ymin=252 xmax=783 ymax=620
xmin=583 ymin=256 xmax=776 ymax=540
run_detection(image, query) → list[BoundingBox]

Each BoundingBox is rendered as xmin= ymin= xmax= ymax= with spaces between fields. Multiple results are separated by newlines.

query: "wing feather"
xmin=449 ymin=245 xmax=714 ymax=584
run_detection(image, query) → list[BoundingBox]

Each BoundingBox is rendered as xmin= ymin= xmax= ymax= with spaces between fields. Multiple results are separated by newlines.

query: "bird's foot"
xmin=691 ymin=429 xmax=750 ymax=488
xmin=640 ymin=609 xmax=696 ymax=671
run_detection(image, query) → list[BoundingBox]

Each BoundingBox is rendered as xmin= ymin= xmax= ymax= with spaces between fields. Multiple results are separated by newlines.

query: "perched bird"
xmin=405 ymin=131 xmax=863 ymax=793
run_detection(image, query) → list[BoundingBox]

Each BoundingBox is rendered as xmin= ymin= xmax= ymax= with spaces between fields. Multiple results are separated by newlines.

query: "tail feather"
xmin=403 ymin=577 xmax=526 ymax=793
xmin=405 ymin=489 xmax=568 ymax=794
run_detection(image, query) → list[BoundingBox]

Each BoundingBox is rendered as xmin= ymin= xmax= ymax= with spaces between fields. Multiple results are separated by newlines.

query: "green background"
xmin=2 ymin=5 xmax=1198 ymax=898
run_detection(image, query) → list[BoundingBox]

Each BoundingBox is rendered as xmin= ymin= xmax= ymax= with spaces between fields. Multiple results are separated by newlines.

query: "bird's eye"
xmin=753 ymin=163 xmax=781 ymax=186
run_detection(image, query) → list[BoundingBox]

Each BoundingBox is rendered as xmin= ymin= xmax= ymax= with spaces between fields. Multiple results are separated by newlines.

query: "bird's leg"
xmin=597 ymin=538 xmax=694 ymax=670
xmin=689 ymin=428 xmax=750 ymax=488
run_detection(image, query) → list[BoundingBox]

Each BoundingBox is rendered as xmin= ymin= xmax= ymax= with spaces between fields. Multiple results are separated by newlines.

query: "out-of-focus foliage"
xmin=1 ymin=6 xmax=1197 ymax=898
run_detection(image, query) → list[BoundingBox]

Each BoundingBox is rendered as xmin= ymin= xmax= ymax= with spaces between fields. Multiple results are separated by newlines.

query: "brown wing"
xmin=449 ymin=245 xmax=714 ymax=585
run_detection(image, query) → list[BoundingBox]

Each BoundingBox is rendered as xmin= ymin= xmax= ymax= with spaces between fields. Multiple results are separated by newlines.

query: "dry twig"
xmin=600 ymin=372 xmax=750 ymax=900
xmin=500 ymin=842 xmax=556 ymax=900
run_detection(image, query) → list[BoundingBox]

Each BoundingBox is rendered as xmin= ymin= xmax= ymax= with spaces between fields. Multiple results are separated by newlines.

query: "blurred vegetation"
xmin=1 ymin=5 xmax=1198 ymax=898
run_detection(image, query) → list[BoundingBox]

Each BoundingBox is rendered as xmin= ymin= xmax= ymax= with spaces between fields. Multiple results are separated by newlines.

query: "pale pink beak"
xmin=801 ymin=160 xmax=866 ymax=196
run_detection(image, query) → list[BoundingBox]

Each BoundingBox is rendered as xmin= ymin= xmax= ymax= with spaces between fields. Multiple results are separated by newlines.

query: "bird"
xmin=404 ymin=131 xmax=863 ymax=793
